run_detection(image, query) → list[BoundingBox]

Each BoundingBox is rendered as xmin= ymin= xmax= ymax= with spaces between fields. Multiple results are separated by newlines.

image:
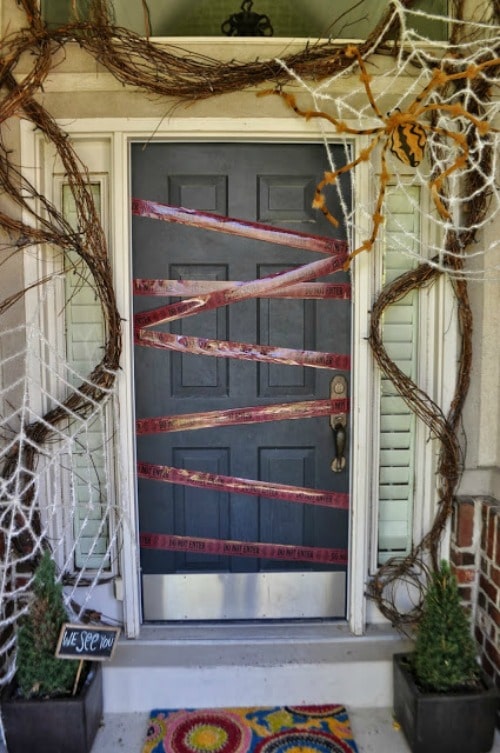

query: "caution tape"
xmin=135 ymin=328 xmax=351 ymax=370
xmin=140 ymin=532 xmax=348 ymax=565
xmin=136 ymin=398 xmax=349 ymax=434
xmin=137 ymin=462 xmax=350 ymax=509
xmin=133 ymin=278 xmax=351 ymax=300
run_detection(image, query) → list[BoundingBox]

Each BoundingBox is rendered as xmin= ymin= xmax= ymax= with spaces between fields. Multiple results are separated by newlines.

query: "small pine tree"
xmin=413 ymin=560 xmax=481 ymax=692
xmin=16 ymin=551 xmax=79 ymax=698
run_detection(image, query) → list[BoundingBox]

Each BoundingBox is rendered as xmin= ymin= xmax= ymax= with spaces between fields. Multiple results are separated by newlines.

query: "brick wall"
xmin=450 ymin=496 xmax=500 ymax=692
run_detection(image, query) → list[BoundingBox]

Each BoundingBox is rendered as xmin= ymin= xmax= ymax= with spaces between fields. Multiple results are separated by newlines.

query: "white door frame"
xmin=21 ymin=116 xmax=380 ymax=638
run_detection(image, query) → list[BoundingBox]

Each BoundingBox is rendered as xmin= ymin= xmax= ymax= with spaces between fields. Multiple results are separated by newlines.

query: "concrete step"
xmin=102 ymin=623 xmax=412 ymax=712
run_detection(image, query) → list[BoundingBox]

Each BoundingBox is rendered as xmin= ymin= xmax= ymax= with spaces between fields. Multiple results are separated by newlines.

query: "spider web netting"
xmin=0 ymin=0 xmax=499 ymax=686
xmin=276 ymin=2 xmax=500 ymax=279
xmin=0 ymin=278 xmax=125 ymax=684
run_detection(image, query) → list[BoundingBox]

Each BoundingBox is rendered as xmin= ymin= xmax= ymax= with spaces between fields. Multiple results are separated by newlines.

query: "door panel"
xmin=170 ymin=263 xmax=229 ymax=396
xmin=132 ymin=142 xmax=351 ymax=619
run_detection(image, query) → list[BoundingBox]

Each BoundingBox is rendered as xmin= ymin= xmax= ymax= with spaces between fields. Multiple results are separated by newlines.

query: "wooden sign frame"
xmin=55 ymin=623 xmax=121 ymax=662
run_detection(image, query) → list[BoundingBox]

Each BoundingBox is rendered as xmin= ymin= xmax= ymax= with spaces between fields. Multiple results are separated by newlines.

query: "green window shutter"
xmin=377 ymin=187 xmax=420 ymax=564
xmin=62 ymin=183 xmax=111 ymax=570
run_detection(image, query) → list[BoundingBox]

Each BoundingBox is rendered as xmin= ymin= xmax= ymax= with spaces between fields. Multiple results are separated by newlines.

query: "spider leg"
xmin=346 ymin=45 xmax=385 ymax=120
xmin=261 ymin=89 xmax=382 ymax=137
xmin=441 ymin=57 xmax=500 ymax=84
xmin=343 ymin=141 xmax=391 ymax=269
xmin=313 ymin=136 xmax=383 ymax=228
xmin=407 ymin=57 xmax=500 ymax=119
xmin=416 ymin=102 xmax=492 ymax=136
xmin=425 ymin=125 xmax=470 ymax=220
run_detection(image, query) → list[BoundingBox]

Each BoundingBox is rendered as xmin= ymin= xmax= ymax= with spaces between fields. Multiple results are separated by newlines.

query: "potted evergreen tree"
xmin=393 ymin=560 xmax=499 ymax=753
xmin=0 ymin=551 xmax=103 ymax=753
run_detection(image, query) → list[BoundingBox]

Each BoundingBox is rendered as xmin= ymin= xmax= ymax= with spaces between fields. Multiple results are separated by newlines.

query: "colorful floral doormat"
xmin=142 ymin=705 xmax=359 ymax=753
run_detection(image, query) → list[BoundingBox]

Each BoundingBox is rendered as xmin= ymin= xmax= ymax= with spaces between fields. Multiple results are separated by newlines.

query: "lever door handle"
xmin=332 ymin=422 xmax=347 ymax=472
xmin=330 ymin=376 xmax=347 ymax=473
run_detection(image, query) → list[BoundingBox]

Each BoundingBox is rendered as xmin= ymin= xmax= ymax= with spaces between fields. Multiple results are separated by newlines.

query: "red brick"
xmin=456 ymin=500 xmax=475 ymax=547
xmin=481 ymin=503 xmax=489 ymax=550
xmin=491 ymin=565 xmax=500 ymax=588
xmin=488 ymin=603 xmax=500 ymax=628
xmin=456 ymin=568 xmax=475 ymax=584
xmin=479 ymin=574 xmax=498 ymax=603
xmin=493 ymin=511 xmax=500 ymax=567
xmin=484 ymin=638 xmax=500 ymax=670
xmin=480 ymin=556 xmax=489 ymax=576
xmin=481 ymin=653 xmax=494 ymax=678
xmin=475 ymin=624 xmax=485 ymax=646
xmin=451 ymin=550 xmax=476 ymax=566
xmin=488 ymin=622 xmax=499 ymax=645
xmin=486 ymin=508 xmax=496 ymax=560
xmin=458 ymin=586 xmax=472 ymax=603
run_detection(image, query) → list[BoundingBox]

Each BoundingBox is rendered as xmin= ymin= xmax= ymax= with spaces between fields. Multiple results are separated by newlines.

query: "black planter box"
xmin=1 ymin=663 xmax=103 ymax=753
xmin=393 ymin=652 xmax=499 ymax=753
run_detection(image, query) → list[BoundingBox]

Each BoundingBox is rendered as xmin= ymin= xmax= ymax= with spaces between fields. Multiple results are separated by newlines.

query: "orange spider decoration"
xmin=263 ymin=46 xmax=499 ymax=268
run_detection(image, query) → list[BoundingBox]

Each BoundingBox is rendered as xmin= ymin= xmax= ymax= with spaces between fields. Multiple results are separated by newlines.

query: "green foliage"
xmin=16 ymin=551 xmax=79 ymax=699
xmin=413 ymin=560 xmax=481 ymax=692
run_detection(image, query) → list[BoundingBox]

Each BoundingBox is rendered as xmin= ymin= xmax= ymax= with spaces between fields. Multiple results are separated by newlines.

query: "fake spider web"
xmin=274 ymin=2 xmax=500 ymax=279
xmin=0 ymin=283 xmax=125 ymax=685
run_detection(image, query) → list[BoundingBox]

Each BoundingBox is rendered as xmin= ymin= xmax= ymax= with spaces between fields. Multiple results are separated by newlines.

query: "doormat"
xmin=142 ymin=705 xmax=359 ymax=753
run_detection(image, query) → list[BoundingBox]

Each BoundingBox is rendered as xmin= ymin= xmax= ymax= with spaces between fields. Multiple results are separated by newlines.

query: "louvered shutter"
xmin=62 ymin=183 xmax=110 ymax=570
xmin=377 ymin=187 xmax=419 ymax=564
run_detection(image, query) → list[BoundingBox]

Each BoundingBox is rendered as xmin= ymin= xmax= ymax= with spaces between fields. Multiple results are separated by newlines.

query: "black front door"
xmin=132 ymin=142 xmax=351 ymax=620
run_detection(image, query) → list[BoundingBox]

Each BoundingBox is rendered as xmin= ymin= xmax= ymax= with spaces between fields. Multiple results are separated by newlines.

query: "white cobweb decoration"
xmin=275 ymin=0 xmax=500 ymax=279
xmin=0 ymin=282 xmax=126 ymax=685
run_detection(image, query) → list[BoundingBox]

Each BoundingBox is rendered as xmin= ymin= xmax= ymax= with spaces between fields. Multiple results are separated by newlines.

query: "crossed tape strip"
xmin=137 ymin=461 xmax=349 ymax=509
xmin=133 ymin=278 xmax=351 ymax=300
xmin=140 ymin=532 xmax=348 ymax=565
xmin=136 ymin=398 xmax=349 ymax=434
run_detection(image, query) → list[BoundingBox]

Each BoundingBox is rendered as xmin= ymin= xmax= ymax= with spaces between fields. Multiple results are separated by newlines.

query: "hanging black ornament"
xmin=221 ymin=0 xmax=273 ymax=37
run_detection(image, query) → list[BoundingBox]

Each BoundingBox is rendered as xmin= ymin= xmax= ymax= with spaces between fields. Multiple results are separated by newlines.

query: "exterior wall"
xmin=450 ymin=496 xmax=500 ymax=693
xmin=458 ymin=152 xmax=500 ymax=501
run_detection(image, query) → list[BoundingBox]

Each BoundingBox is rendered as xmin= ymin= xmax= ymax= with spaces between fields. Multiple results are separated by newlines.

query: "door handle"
xmin=330 ymin=376 xmax=347 ymax=472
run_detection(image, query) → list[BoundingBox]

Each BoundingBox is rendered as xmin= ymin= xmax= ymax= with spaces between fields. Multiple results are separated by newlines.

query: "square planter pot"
xmin=393 ymin=652 xmax=499 ymax=753
xmin=1 ymin=663 xmax=103 ymax=753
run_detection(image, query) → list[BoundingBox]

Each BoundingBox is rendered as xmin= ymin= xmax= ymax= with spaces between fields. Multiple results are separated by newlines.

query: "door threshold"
xmin=131 ymin=621 xmax=406 ymax=651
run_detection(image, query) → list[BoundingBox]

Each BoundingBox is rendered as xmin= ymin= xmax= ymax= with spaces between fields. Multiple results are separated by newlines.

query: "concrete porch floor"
xmin=89 ymin=709 xmax=500 ymax=753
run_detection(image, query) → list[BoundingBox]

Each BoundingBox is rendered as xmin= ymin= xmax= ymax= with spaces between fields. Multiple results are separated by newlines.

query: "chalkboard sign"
xmin=55 ymin=623 xmax=120 ymax=661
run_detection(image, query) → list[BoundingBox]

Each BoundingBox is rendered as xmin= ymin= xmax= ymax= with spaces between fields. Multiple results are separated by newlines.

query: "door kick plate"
xmin=142 ymin=572 xmax=347 ymax=620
